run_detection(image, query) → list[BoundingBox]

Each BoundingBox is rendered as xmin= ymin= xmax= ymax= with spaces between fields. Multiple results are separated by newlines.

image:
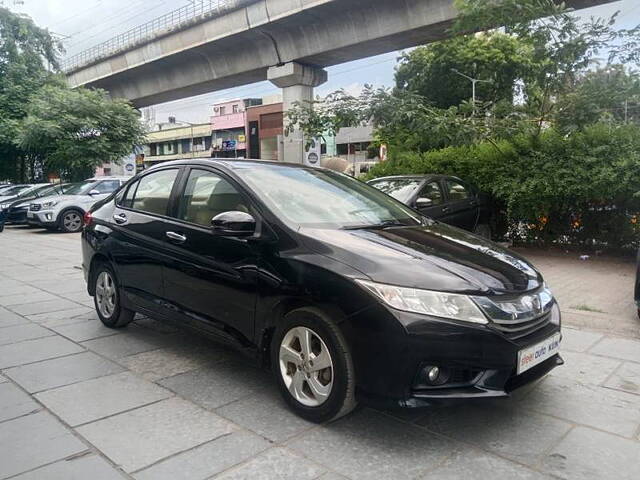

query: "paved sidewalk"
xmin=1 ymin=227 xmax=639 ymax=480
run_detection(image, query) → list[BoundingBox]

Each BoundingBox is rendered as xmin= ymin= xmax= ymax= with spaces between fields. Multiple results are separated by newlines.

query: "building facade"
xmin=144 ymin=122 xmax=213 ymax=166
xmin=211 ymin=99 xmax=261 ymax=158
xmin=246 ymin=100 xmax=284 ymax=161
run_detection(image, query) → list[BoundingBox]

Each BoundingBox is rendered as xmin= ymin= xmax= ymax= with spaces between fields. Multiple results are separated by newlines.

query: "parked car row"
xmin=0 ymin=177 xmax=128 ymax=233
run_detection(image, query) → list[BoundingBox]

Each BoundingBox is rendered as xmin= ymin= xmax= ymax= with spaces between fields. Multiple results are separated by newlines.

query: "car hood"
xmin=0 ymin=195 xmax=19 ymax=203
xmin=299 ymin=222 xmax=541 ymax=295
xmin=9 ymin=199 xmax=32 ymax=209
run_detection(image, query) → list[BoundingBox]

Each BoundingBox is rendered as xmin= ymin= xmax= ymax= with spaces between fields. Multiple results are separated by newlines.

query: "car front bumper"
xmin=7 ymin=209 xmax=28 ymax=224
xmin=347 ymin=303 xmax=562 ymax=409
xmin=27 ymin=209 xmax=57 ymax=227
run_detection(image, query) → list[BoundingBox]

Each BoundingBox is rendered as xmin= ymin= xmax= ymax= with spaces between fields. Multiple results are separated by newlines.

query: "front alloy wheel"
xmin=272 ymin=308 xmax=356 ymax=423
xmin=279 ymin=326 xmax=334 ymax=407
xmin=61 ymin=210 xmax=83 ymax=233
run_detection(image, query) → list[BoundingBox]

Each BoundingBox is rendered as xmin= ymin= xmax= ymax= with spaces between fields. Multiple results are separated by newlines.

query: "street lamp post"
xmin=451 ymin=68 xmax=492 ymax=113
xmin=173 ymin=118 xmax=197 ymax=158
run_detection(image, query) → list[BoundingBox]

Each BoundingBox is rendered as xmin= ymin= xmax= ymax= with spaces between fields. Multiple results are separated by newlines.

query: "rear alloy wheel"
xmin=93 ymin=263 xmax=134 ymax=328
xmin=272 ymin=308 xmax=356 ymax=423
xmin=60 ymin=209 xmax=83 ymax=233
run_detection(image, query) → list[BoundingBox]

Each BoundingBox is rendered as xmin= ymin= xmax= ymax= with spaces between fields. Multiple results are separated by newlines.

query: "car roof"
xmin=84 ymin=176 xmax=130 ymax=181
xmin=147 ymin=158 xmax=310 ymax=172
xmin=368 ymin=174 xmax=467 ymax=183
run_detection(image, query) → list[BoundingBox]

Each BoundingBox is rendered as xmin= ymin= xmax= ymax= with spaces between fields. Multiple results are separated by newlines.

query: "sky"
xmin=3 ymin=0 xmax=639 ymax=124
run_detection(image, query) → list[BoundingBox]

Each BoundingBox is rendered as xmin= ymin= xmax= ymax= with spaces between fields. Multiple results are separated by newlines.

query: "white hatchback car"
xmin=28 ymin=177 xmax=129 ymax=233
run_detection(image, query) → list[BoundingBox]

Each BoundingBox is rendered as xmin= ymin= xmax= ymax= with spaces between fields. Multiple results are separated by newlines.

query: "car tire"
xmin=474 ymin=223 xmax=492 ymax=240
xmin=92 ymin=262 xmax=134 ymax=329
xmin=59 ymin=209 xmax=84 ymax=233
xmin=272 ymin=307 xmax=357 ymax=423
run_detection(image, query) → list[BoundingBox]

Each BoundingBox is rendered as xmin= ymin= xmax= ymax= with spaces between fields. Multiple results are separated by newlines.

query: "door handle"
xmin=166 ymin=231 xmax=187 ymax=244
xmin=113 ymin=213 xmax=127 ymax=224
xmin=441 ymin=206 xmax=449 ymax=213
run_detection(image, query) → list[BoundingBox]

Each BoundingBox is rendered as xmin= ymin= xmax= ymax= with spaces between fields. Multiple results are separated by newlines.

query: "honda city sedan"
xmin=82 ymin=159 xmax=562 ymax=422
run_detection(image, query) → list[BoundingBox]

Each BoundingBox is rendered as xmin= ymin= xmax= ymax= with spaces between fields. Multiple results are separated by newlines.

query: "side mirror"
xmin=415 ymin=197 xmax=433 ymax=208
xmin=88 ymin=189 xmax=101 ymax=196
xmin=211 ymin=211 xmax=256 ymax=237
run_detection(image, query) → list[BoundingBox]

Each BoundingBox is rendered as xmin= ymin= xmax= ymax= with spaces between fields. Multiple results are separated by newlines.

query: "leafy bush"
xmin=366 ymin=124 xmax=640 ymax=250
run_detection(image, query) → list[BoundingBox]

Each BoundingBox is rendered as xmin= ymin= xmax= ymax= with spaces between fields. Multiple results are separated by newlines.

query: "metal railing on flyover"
xmin=61 ymin=0 xmax=258 ymax=73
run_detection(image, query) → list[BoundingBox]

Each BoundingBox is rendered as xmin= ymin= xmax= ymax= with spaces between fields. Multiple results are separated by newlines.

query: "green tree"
xmin=555 ymin=65 xmax=640 ymax=132
xmin=453 ymin=0 xmax=640 ymax=133
xmin=395 ymin=32 xmax=538 ymax=108
xmin=18 ymin=85 xmax=147 ymax=181
xmin=0 ymin=7 xmax=62 ymax=181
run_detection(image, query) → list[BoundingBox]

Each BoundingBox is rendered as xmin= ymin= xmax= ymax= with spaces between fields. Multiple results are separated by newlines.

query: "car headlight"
xmin=0 ymin=203 xmax=9 ymax=210
xmin=356 ymin=279 xmax=488 ymax=324
xmin=41 ymin=200 xmax=58 ymax=209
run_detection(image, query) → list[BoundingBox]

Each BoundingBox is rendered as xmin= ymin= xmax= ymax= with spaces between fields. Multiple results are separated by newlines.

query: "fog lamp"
xmin=422 ymin=365 xmax=450 ymax=386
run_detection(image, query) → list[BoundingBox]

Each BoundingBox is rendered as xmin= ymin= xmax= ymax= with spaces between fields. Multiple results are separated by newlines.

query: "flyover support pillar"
xmin=268 ymin=62 xmax=327 ymax=164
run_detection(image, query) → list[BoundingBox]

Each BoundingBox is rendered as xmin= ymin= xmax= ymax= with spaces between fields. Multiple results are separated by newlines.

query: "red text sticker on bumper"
xmin=517 ymin=332 xmax=561 ymax=375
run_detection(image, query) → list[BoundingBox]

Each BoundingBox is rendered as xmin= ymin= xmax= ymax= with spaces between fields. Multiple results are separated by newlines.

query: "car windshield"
xmin=63 ymin=181 xmax=96 ymax=195
xmin=1 ymin=185 xmax=30 ymax=197
xmin=16 ymin=184 xmax=53 ymax=198
xmin=235 ymin=165 xmax=422 ymax=229
xmin=35 ymin=184 xmax=63 ymax=197
xmin=368 ymin=178 xmax=423 ymax=203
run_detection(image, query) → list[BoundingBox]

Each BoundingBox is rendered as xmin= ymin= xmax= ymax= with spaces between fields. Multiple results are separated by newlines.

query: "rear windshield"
xmin=368 ymin=178 xmax=423 ymax=203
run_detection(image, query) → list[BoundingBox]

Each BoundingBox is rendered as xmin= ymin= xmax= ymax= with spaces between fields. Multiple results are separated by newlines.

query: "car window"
xmin=94 ymin=180 xmax=121 ymax=194
xmin=120 ymin=180 xmax=139 ymax=208
xmin=130 ymin=169 xmax=179 ymax=216
xmin=445 ymin=180 xmax=470 ymax=201
xmin=368 ymin=178 xmax=422 ymax=203
xmin=177 ymin=169 xmax=249 ymax=227
xmin=416 ymin=182 xmax=444 ymax=205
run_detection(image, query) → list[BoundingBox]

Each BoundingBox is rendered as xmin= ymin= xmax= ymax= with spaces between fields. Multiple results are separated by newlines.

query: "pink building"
xmin=210 ymin=98 xmax=262 ymax=158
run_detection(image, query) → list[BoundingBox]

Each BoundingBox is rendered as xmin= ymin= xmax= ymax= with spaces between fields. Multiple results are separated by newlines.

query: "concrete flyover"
xmin=65 ymin=0 xmax=613 ymax=108
xmin=65 ymin=0 xmax=614 ymax=162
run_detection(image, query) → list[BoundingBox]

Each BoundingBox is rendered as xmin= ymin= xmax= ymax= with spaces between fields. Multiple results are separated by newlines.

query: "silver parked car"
xmin=28 ymin=177 xmax=128 ymax=233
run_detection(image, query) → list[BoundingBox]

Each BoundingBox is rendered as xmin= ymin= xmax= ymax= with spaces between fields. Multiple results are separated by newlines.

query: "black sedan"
xmin=368 ymin=175 xmax=492 ymax=238
xmin=82 ymin=159 xmax=562 ymax=422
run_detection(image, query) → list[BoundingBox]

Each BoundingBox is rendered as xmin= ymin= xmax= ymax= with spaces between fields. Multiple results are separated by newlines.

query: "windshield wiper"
xmin=342 ymin=220 xmax=411 ymax=230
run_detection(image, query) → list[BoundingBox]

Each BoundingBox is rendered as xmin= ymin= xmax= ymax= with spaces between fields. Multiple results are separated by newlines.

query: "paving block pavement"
xmin=1 ymin=227 xmax=639 ymax=479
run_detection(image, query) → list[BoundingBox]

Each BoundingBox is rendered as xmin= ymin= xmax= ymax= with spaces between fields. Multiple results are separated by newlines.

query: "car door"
xmin=160 ymin=167 xmax=259 ymax=345
xmin=109 ymin=168 xmax=181 ymax=314
xmin=413 ymin=180 xmax=448 ymax=220
xmin=440 ymin=178 xmax=478 ymax=230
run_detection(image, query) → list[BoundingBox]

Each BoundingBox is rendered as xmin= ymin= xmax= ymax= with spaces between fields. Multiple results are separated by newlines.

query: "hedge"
xmin=366 ymin=123 xmax=640 ymax=250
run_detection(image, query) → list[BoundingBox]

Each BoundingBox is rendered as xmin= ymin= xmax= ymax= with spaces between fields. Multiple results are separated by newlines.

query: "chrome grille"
xmin=490 ymin=311 xmax=552 ymax=340
xmin=29 ymin=204 xmax=41 ymax=212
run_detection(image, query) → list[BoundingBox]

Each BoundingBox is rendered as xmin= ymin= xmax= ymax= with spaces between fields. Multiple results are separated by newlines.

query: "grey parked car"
xmin=28 ymin=177 xmax=128 ymax=233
